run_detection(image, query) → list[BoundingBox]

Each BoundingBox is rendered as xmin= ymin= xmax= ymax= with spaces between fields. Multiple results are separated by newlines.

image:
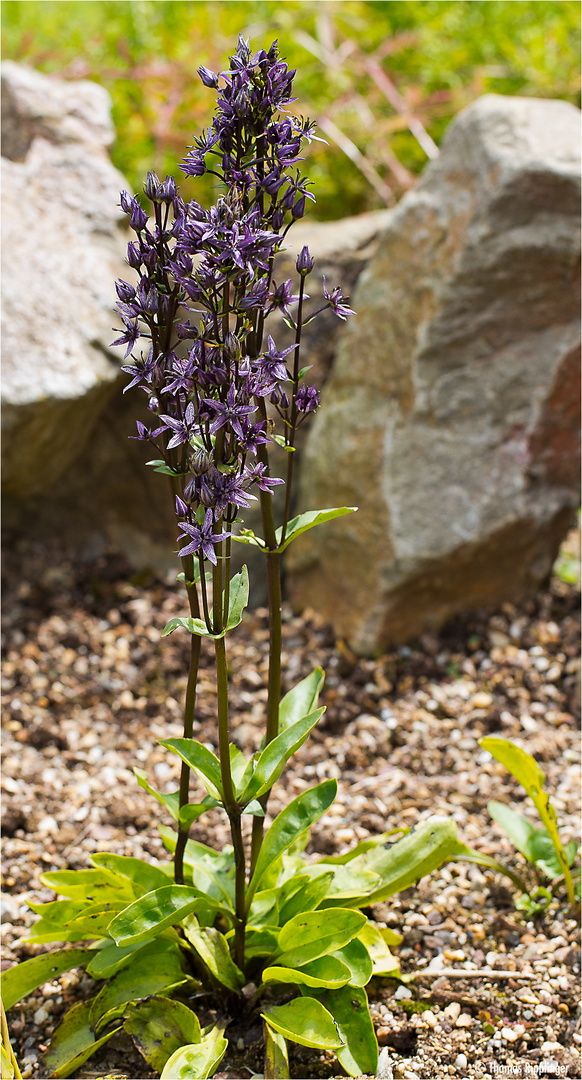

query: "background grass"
xmin=2 ymin=0 xmax=580 ymax=219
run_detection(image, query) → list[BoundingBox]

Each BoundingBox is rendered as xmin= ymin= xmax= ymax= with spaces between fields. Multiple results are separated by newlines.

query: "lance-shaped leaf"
xmin=262 ymin=954 xmax=352 ymax=989
xmin=324 ymin=816 xmax=458 ymax=906
xmin=42 ymin=1000 xmax=121 ymax=1079
xmin=89 ymin=943 xmax=190 ymax=1033
xmin=160 ymin=738 xmax=223 ymax=799
xmin=158 ymin=827 xmax=235 ymax=910
xmin=357 ymin=922 xmax=400 ymax=978
xmin=90 ymin=852 xmax=172 ymax=895
xmin=124 ymin=996 xmax=202 ymax=1072
xmin=24 ymin=898 xmax=121 ymax=944
xmin=239 ymin=708 xmax=325 ymax=803
xmin=264 ymin=1022 xmax=290 ymax=1079
xmin=304 ymin=985 xmax=378 ymax=1078
xmin=275 ymin=908 xmax=366 ymax=968
xmin=136 ymin=768 xmax=212 ymax=826
xmin=183 ymin=919 xmax=244 ymax=991
xmin=488 ymin=801 xmax=536 ymax=861
xmin=275 ymin=507 xmax=357 ymax=553
xmin=225 ymin=564 xmax=249 ymax=630
xmin=332 ymin=937 xmax=374 ymax=987
xmin=279 ymin=668 xmax=324 ymax=733
xmin=262 ymin=998 xmax=343 ymax=1050
xmin=109 ymin=885 xmax=216 ymax=946
xmin=2 ymin=948 xmax=94 ymax=1011
xmin=278 ymin=871 xmax=333 ymax=925
xmin=247 ymin=780 xmax=337 ymax=907
xmin=86 ymin=940 xmax=150 ymax=979
xmin=39 ymin=867 xmax=133 ymax=904
xmin=480 ymin=736 xmax=577 ymax=905
xmin=162 ymin=615 xmax=217 ymax=637
xmin=160 ymin=1022 xmax=228 ymax=1080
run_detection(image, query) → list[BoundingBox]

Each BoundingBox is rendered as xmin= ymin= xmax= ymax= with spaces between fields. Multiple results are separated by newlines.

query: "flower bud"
xmin=224 ymin=332 xmax=242 ymax=363
xmin=292 ymin=195 xmax=306 ymax=220
xmin=143 ymin=171 xmax=161 ymax=201
xmin=198 ymin=66 xmax=219 ymax=88
xmin=296 ymin=245 xmax=314 ymax=276
xmin=148 ymin=395 xmax=160 ymax=413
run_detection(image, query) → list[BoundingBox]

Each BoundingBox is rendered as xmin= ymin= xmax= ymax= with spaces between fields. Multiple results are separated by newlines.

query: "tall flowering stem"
xmin=112 ymin=35 xmax=353 ymax=924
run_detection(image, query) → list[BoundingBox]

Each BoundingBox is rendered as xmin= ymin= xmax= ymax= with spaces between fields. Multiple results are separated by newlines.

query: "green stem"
xmin=174 ymin=554 xmax=202 ymax=886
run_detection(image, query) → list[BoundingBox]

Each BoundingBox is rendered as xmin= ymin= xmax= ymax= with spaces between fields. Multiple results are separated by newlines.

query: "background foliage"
xmin=2 ymin=0 xmax=580 ymax=219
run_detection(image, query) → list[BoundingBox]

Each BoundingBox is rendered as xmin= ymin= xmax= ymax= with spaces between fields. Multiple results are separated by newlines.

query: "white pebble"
xmin=455 ymin=1053 xmax=468 ymax=1069
xmin=376 ymin=1046 xmax=393 ymax=1079
xmin=37 ymin=815 xmax=58 ymax=836
xmin=394 ymin=984 xmax=412 ymax=1000
xmin=33 ymin=1005 xmax=48 ymax=1024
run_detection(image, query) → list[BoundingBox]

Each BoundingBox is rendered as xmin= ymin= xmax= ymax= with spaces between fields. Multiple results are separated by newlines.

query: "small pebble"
xmin=455 ymin=1053 xmax=468 ymax=1070
xmin=394 ymin=985 xmax=413 ymax=1000
xmin=455 ymin=1013 xmax=473 ymax=1028
xmin=376 ymin=1046 xmax=393 ymax=1079
xmin=443 ymin=1002 xmax=461 ymax=1022
xmin=33 ymin=1006 xmax=48 ymax=1025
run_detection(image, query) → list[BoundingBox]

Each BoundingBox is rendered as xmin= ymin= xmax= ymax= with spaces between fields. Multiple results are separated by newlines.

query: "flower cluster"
xmin=112 ymin=35 xmax=353 ymax=572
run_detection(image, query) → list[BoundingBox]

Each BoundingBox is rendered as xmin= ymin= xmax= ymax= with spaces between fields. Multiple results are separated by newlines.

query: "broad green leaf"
xmin=279 ymin=668 xmax=325 ymax=733
xmin=275 ymin=507 xmax=357 ymax=553
xmin=262 ymin=997 xmax=343 ymax=1050
xmin=160 ymin=1023 xmax=228 ymax=1080
xmin=231 ymin=527 xmax=266 ymax=549
xmin=39 ymin=867 xmax=133 ymax=904
xmin=182 ymin=919 xmax=244 ymax=991
xmin=528 ymin=828 xmax=565 ymax=879
xmin=332 ymin=938 xmax=374 ymax=987
xmin=179 ymin=800 xmax=220 ymax=829
xmin=24 ymin=899 xmax=120 ymax=944
xmin=86 ymin=940 xmax=148 ymax=979
xmin=249 ymin=887 xmax=279 ymax=926
xmin=2 ymin=948 xmax=93 ymax=1011
xmin=306 ymin=985 xmax=378 ymax=1077
xmin=263 ymin=954 xmax=352 ymax=989
xmin=488 ymin=801 xmax=536 ymax=862
xmin=244 ymin=926 xmax=280 ymax=960
xmin=278 ymin=871 xmax=333 ymax=925
xmin=90 ymin=852 xmax=171 ymax=895
xmin=264 ymin=1022 xmax=290 ymax=1079
xmin=276 ymin=909 xmax=366 ymax=967
xmin=158 ymin=827 xmax=235 ymax=910
xmin=146 ymin=458 xmax=182 ymax=476
xmin=124 ymin=996 xmax=202 ymax=1071
xmin=480 ymin=737 xmax=577 ymax=905
xmin=229 ymin=743 xmax=250 ymax=792
xmin=321 ymin=863 xmax=381 ymax=901
xmin=43 ymin=1000 xmax=121 ymax=1079
xmin=109 ymin=885 xmax=214 ymax=946
xmin=333 ymin=816 xmax=458 ymax=906
xmin=160 ymin=738 xmax=223 ymax=799
xmin=242 ymin=799 xmax=265 ymax=816
xmin=239 ymin=709 xmax=325 ymax=803
xmin=225 ymin=564 xmax=249 ymax=630
xmin=247 ymin=779 xmax=337 ymax=907
xmin=357 ymin=923 xmax=400 ymax=978
xmin=90 ymin=942 xmax=190 ymax=1031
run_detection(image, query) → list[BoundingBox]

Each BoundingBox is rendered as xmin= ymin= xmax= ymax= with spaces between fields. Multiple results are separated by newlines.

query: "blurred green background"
xmin=2 ymin=0 xmax=580 ymax=219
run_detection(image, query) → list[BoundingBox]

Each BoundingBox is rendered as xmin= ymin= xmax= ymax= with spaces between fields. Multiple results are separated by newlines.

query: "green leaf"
xmin=158 ymin=828 xmax=235 ymax=911
xmin=177 ymin=565 xmax=210 ymax=585
xmin=279 ymin=668 xmax=325 ymax=732
xmin=90 ymin=852 xmax=171 ymax=895
xmin=124 ymin=996 xmax=202 ymax=1072
xmin=247 ymin=780 xmax=337 ymax=907
xmin=332 ymin=938 xmax=374 ymax=987
xmin=278 ymin=871 xmax=333 ymax=925
xmin=225 ymin=564 xmax=249 ymax=630
xmin=527 ymin=828 xmax=565 ymax=879
xmin=264 ymin=1022 xmax=290 ymax=1079
xmin=2 ymin=948 xmax=93 ymax=1011
xmin=160 ymin=738 xmax=223 ymax=799
xmin=146 ymin=459 xmax=182 ymax=476
xmin=357 ymin=922 xmax=400 ymax=978
xmin=275 ymin=507 xmax=357 ymax=553
xmin=449 ymin=840 xmax=529 ymax=893
xmin=86 ymin=940 xmax=148 ymax=979
xmin=263 ymin=954 xmax=352 ymax=989
xmin=319 ymin=863 xmax=381 ymax=901
xmin=306 ymin=985 xmax=378 ymax=1077
xmin=231 ymin=527 xmax=266 ymax=549
xmin=480 ymin=737 xmax=577 ymax=905
xmin=43 ymin=1000 xmax=121 ymax=1079
xmin=161 ymin=616 xmax=215 ymax=638
xmin=160 ymin=1023 xmax=228 ymax=1080
xmin=109 ymin=885 xmax=214 ymax=947
xmin=262 ymin=997 xmax=343 ymax=1051
xmin=1 ymin=1045 xmax=14 ymax=1080
xmin=87 ymin=941 xmax=189 ymax=1026
xmin=276 ymin=909 xmax=366 ymax=967
xmin=24 ymin=899 xmax=121 ymax=944
xmin=334 ymin=816 xmax=458 ymax=906
xmin=182 ymin=919 xmax=244 ymax=991
xmin=488 ymin=801 xmax=536 ymax=862
xmin=39 ymin=867 xmax=133 ymax=904
xmin=244 ymin=926 xmax=280 ymax=960
xmin=318 ymin=829 xmax=405 ymax=865
xmin=239 ymin=708 xmax=325 ymax=803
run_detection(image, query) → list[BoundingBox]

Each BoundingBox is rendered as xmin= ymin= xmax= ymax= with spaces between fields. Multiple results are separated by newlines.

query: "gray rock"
xmin=288 ymin=95 xmax=581 ymax=653
xmin=1 ymin=62 xmax=128 ymax=497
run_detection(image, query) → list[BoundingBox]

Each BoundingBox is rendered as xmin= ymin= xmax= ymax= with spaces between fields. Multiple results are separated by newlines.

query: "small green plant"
xmin=480 ymin=737 xmax=579 ymax=916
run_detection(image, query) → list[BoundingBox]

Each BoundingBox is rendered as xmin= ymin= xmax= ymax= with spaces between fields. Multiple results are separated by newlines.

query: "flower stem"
xmin=174 ymin=554 xmax=202 ymax=886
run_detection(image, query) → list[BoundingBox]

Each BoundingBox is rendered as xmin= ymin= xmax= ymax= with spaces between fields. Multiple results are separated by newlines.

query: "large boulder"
xmin=288 ymin=94 xmax=581 ymax=653
xmin=1 ymin=61 xmax=127 ymax=498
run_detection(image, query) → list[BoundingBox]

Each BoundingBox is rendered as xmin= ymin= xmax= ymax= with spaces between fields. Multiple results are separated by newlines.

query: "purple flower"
xmin=198 ymin=66 xmax=219 ymax=88
xmin=266 ymin=280 xmax=300 ymax=319
xmin=120 ymin=192 xmax=148 ymax=231
xmin=177 ymin=509 xmax=229 ymax=563
xmin=296 ymin=246 xmax=313 ymax=276
xmin=159 ymin=401 xmax=199 ymax=449
xmin=204 ymin=385 xmax=256 ymax=441
xmin=322 ymin=277 xmax=355 ymax=321
xmin=111 ymin=314 xmax=141 ymax=359
xmin=295 ymin=384 xmax=320 ymax=413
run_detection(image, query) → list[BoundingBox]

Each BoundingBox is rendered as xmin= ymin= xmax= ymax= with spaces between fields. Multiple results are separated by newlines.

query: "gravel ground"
xmin=1 ymin=534 xmax=580 ymax=1080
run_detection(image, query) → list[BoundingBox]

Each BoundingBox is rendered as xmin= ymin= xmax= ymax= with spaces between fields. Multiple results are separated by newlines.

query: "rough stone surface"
xmin=288 ymin=94 xmax=581 ymax=653
xmin=1 ymin=61 xmax=128 ymax=497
